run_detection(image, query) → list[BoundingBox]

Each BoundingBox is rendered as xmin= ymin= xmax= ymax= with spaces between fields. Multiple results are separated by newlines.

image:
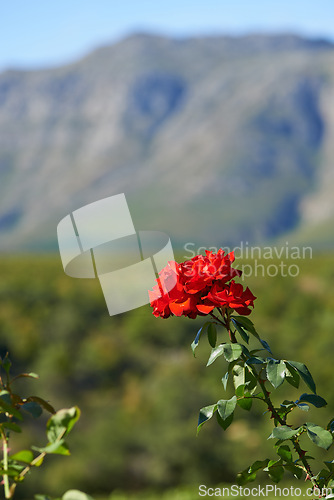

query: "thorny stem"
xmin=256 ymin=377 xmax=320 ymax=493
xmin=212 ymin=311 xmax=321 ymax=495
xmin=292 ymin=438 xmax=317 ymax=483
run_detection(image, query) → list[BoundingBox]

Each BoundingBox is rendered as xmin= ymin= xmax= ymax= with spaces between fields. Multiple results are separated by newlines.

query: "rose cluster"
xmin=149 ymin=249 xmax=256 ymax=319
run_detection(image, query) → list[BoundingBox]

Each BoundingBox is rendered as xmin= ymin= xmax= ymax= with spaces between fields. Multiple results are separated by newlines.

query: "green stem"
xmin=1 ymin=429 xmax=11 ymax=499
xmin=212 ymin=312 xmax=321 ymax=493
xmin=209 ymin=311 xmax=227 ymax=328
xmin=19 ymin=451 xmax=47 ymax=480
xmin=18 ymin=427 xmax=66 ymax=481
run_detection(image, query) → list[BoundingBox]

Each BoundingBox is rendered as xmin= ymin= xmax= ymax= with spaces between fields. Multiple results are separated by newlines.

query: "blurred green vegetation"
xmin=0 ymin=254 xmax=333 ymax=499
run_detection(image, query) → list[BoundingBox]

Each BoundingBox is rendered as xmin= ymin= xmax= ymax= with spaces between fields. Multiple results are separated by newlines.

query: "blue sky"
xmin=2 ymin=0 xmax=334 ymax=70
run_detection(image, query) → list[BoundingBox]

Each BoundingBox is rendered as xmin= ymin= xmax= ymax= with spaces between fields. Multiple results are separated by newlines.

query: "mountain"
xmin=1 ymin=32 xmax=334 ymax=252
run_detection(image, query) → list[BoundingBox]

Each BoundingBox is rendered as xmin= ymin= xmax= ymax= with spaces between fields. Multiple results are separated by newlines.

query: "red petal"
xmin=196 ymin=304 xmax=215 ymax=314
xmin=169 ymin=298 xmax=191 ymax=316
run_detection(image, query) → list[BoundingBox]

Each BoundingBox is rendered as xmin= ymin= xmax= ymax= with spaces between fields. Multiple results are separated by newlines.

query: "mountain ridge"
xmin=1 ymin=32 xmax=334 ymax=252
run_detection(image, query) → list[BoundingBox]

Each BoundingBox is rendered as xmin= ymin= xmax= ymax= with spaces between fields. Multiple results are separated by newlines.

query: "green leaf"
xmin=197 ymin=404 xmax=217 ymax=434
xmin=14 ymin=372 xmax=39 ymax=381
xmin=2 ymin=354 xmax=12 ymax=374
xmin=217 ymin=396 xmax=237 ymax=421
xmin=22 ymin=401 xmax=43 ymax=418
xmin=284 ymin=365 xmax=300 ymax=389
xmin=0 ymin=396 xmax=23 ymax=421
xmin=284 ymin=464 xmax=303 ymax=479
xmin=276 ymin=445 xmax=292 ymax=462
xmin=233 ymin=365 xmax=245 ymax=389
xmin=191 ymin=322 xmax=210 ymax=356
xmin=238 ymin=329 xmax=250 ymax=344
xmin=298 ymin=393 xmax=327 ymax=408
xmin=62 ymin=491 xmax=95 ymax=500
xmin=221 ymin=372 xmax=229 ymax=390
xmin=237 ymin=395 xmax=252 ymax=411
xmin=236 ymin=468 xmax=257 ymax=485
xmin=33 ymin=455 xmax=45 ymax=467
xmin=216 ymin=411 xmax=233 ymax=430
xmin=245 ymin=357 xmax=266 ymax=365
xmin=268 ymin=426 xmax=300 ymax=441
xmin=249 ymin=348 xmax=265 ymax=355
xmin=324 ymin=460 xmax=334 ymax=472
xmin=306 ymin=423 xmax=333 ymax=450
xmin=207 ymin=343 xmax=242 ymax=366
xmin=280 ymin=400 xmax=295 ymax=409
xmin=2 ymin=421 xmax=22 ymax=433
xmin=244 ymin=367 xmax=258 ymax=393
xmin=49 ymin=442 xmax=71 ymax=456
xmin=231 ymin=316 xmax=258 ymax=337
xmin=32 ymin=440 xmax=70 ymax=455
xmin=315 ymin=468 xmax=332 ymax=489
xmin=328 ymin=419 xmax=334 ymax=433
xmin=231 ymin=318 xmax=249 ymax=343
xmin=296 ymin=403 xmax=310 ymax=412
xmin=266 ymin=360 xmax=286 ymax=388
xmin=267 ymin=465 xmax=284 ymax=483
xmin=235 ymin=384 xmax=246 ymax=398
xmin=207 ymin=323 xmax=217 ymax=348
xmin=34 ymin=496 xmax=53 ymax=500
xmin=315 ymin=469 xmax=331 ymax=486
xmin=25 ymin=396 xmax=56 ymax=414
xmin=0 ymin=467 xmax=23 ymax=476
xmin=249 ymin=459 xmax=269 ymax=473
xmin=260 ymin=339 xmax=272 ymax=354
xmin=10 ymin=450 xmax=34 ymax=464
xmin=287 ymin=361 xmax=316 ymax=394
xmin=223 ymin=343 xmax=243 ymax=362
xmin=47 ymin=406 xmax=80 ymax=443
xmin=206 ymin=344 xmax=225 ymax=366
xmin=266 ymin=458 xmax=281 ymax=468
xmin=0 ymin=390 xmax=12 ymax=405
xmin=241 ymin=344 xmax=251 ymax=357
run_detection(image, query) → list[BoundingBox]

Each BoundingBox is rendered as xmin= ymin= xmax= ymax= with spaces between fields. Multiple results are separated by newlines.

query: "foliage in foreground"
xmin=0 ymin=353 xmax=86 ymax=498
xmin=0 ymin=254 xmax=333 ymax=496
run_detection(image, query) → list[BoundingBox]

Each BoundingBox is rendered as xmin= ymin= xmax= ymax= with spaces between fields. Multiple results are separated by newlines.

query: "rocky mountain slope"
xmin=1 ymin=33 xmax=334 ymax=252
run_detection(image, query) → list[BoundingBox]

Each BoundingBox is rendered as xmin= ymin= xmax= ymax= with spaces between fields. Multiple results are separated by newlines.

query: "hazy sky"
xmin=2 ymin=0 xmax=334 ymax=70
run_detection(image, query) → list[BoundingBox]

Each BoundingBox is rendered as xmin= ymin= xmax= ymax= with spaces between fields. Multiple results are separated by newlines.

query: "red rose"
xmin=181 ymin=250 xmax=241 ymax=294
xmin=149 ymin=249 xmax=256 ymax=319
xmin=204 ymin=280 xmax=256 ymax=316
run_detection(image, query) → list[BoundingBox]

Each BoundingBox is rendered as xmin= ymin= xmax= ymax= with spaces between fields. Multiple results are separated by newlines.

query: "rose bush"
xmin=150 ymin=249 xmax=334 ymax=500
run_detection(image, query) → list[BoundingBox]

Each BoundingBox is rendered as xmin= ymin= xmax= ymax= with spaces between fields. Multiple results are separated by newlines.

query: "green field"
xmin=0 ymin=253 xmax=333 ymax=499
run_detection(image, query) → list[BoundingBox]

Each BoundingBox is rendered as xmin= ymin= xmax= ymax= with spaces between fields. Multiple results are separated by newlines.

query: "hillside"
xmin=0 ymin=254 xmax=333 ymax=498
xmin=1 ymin=33 xmax=334 ymax=251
